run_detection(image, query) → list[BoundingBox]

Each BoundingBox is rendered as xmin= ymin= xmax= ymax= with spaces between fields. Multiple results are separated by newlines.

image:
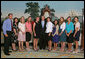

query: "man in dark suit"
xmin=39 ymin=16 xmax=47 ymax=50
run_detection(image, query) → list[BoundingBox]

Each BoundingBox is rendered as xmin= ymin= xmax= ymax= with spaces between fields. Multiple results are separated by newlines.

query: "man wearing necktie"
xmin=2 ymin=13 xmax=13 ymax=55
xmin=39 ymin=16 xmax=47 ymax=50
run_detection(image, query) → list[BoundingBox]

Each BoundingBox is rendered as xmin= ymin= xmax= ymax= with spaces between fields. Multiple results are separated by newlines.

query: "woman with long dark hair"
xmin=12 ymin=17 xmax=19 ymax=51
xmin=52 ymin=20 xmax=59 ymax=51
xmin=33 ymin=17 xmax=40 ymax=51
xmin=65 ymin=16 xmax=74 ymax=52
xmin=73 ymin=16 xmax=80 ymax=53
xmin=45 ymin=17 xmax=53 ymax=51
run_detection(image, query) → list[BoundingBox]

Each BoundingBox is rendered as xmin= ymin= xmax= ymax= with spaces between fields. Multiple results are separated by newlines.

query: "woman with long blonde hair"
xmin=59 ymin=17 xmax=66 ymax=52
xmin=17 ymin=16 xmax=26 ymax=51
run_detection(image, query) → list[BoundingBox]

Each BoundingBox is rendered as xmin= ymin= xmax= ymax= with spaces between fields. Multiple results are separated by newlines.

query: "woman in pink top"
xmin=25 ymin=16 xmax=32 ymax=51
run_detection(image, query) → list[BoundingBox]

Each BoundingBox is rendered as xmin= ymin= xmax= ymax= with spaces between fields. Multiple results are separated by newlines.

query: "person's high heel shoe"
xmin=81 ymin=48 xmax=84 ymax=51
xmin=48 ymin=49 xmax=52 ymax=52
xmin=12 ymin=49 xmax=17 ymax=51
xmin=34 ymin=48 xmax=37 ymax=51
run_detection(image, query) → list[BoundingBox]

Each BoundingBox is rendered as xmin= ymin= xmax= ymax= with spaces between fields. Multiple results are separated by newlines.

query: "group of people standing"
xmin=2 ymin=13 xmax=81 ymax=56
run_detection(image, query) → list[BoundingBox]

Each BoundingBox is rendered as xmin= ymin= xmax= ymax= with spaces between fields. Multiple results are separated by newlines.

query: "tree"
xmin=24 ymin=2 xmax=40 ymax=20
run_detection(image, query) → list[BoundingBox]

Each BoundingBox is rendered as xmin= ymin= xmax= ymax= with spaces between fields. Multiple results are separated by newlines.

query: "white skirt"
xmin=17 ymin=31 xmax=26 ymax=41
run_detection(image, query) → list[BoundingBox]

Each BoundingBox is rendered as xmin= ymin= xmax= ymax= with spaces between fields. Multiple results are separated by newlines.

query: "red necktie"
xmin=11 ymin=20 xmax=13 ymax=31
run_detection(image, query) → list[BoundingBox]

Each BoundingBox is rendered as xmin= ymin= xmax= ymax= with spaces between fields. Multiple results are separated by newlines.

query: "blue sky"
xmin=1 ymin=1 xmax=84 ymax=19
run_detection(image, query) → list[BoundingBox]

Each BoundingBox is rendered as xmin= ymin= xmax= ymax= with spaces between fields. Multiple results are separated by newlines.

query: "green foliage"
xmin=24 ymin=2 xmax=40 ymax=20
xmin=40 ymin=8 xmax=44 ymax=16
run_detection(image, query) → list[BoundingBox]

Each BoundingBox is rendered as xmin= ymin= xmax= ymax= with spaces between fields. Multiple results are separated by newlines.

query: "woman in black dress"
xmin=12 ymin=17 xmax=19 ymax=51
xmin=33 ymin=17 xmax=40 ymax=51
xmin=73 ymin=16 xmax=80 ymax=53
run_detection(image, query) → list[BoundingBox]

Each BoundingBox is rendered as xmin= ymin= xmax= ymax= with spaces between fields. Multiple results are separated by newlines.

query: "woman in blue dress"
xmin=52 ymin=20 xmax=59 ymax=51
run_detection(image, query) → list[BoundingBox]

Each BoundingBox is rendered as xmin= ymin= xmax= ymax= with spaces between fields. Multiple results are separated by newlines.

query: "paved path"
xmin=1 ymin=46 xmax=84 ymax=58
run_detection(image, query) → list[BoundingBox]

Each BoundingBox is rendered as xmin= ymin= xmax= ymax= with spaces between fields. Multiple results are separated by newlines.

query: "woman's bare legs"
xmin=35 ymin=39 xmax=38 ymax=50
xmin=33 ymin=39 xmax=36 ymax=50
xmin=74 ymin=41 xmax=78 ymax=52
xmin=53 ymin=43 xmax=57 ymax=50
xmin=61 ymin=42 xmax=65 ymax=52
xmin=26 ymin=41 xmax=30 ymax=51
xmin=48 ymin=40 xmax=52 ymax=51
xmin=12 ymin=43 xmax=16 ymax=50
xmin=18 ymin=41 xmax=22 ymax=51
xmin=68 ymin=43 xmax=72 ymax=52
xmin=21 ymin=41 xmax=24 ymax=51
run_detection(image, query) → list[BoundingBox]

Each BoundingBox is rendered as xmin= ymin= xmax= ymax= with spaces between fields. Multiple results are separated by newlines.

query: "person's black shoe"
xmin=5 ymin=53 xmax=10 ymax=55
xmin=12 ymin=49 xmax=17 ymax=52
xmin=40 ymin=48 xmax=42 ymax=50
xmin=43 ymin=48 xmax=46 ymax=50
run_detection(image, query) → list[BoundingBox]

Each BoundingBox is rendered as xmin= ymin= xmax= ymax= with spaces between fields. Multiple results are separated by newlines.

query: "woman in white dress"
xmin=18 ymin=16 xmax=26 ymax=51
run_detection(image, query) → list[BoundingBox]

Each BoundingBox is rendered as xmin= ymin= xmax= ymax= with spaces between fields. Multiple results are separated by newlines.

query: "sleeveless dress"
xmin=52 ymin=26 xmax=60 ymax=43
xmin=34 ymin=22 xmax=40 ymax=38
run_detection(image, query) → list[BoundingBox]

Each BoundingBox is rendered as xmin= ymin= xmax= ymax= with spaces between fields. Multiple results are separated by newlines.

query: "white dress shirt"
xmin=60 ymin=22 xmax=66 ymax=32
xmin=41 ymin=20 xmax=45 ymax=28
xmin=45 ymin=21 xmax=54 ymax=33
